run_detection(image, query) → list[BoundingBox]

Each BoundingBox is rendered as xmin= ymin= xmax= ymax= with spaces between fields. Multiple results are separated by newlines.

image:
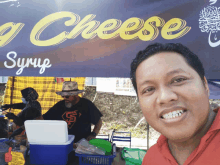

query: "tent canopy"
xmin=3 ymin=77 xmax=85 ymax=115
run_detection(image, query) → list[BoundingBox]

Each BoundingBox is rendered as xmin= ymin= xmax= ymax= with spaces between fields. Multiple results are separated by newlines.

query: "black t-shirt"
xmin=43 ymin=98 xmax=103 ymax=142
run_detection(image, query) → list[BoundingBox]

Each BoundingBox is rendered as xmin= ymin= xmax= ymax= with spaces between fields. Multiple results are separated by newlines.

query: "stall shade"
xmin=3 ymin=77 xmax=85 ymax=115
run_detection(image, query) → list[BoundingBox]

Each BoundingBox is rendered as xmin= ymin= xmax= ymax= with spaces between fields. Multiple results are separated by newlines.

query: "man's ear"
xmin=203 ymin=76 xmax=210 ymax=96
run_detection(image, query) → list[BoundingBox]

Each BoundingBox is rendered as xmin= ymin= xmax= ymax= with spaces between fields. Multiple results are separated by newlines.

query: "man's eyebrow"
xmin=139 ymin=68 xmax=187 ymax=87
xmin=139 ymin=80 xmax=151 ymax=87
xmin=166 ymin=68 xmax=187 ymax=76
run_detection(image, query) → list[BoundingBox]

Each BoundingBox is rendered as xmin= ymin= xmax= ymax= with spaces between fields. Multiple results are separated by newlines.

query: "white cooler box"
xmin=24 ymin=120 xmax=69 ymax=143
xmin=24 ymin=120 xmax=75 ymax=165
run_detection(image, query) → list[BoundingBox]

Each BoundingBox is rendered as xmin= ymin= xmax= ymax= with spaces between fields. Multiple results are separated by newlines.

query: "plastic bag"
xmin=121 ymin=147 xmax=146 ymax=165
xmin=75 ymin=138 xmax=105 ymax=155
xmin=89 ymin=139 xmax=112 ymax=155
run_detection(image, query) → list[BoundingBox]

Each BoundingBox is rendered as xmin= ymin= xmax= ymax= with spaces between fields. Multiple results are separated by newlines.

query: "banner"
xmin=0 ymin=0 xmax=219 ymax=79
xmin=96 ymin=78 xmax=136 ymax=96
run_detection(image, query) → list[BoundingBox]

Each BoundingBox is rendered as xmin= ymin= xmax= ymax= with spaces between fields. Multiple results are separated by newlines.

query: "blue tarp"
xmin=208 ymin=80 xmax=220 ymax=99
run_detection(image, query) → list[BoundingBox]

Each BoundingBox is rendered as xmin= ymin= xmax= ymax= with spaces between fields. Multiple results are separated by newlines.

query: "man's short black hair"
xmin=130 ymin=43 xmax=205 ymax=93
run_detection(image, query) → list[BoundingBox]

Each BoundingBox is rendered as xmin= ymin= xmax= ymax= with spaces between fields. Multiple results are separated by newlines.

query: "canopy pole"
xmin=9 ymin=76 xmax=15 ymax=112
xmin=147 ymin=123 xmax=149 ymax=150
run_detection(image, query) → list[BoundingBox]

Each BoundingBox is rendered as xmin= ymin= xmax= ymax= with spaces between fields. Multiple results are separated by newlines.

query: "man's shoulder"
xmin=142 ymin=144 xmax=160 ymax=164
xmin=78 ymin=98 xmax=94 ymax=106
xmin=54 ymin=100 xmax=65 ymax=106
xmin=76 ymin=98 xmax=90 ymax=109
xmin=43 ymin=100 xmax=65 ymax=119
xmin=49 ymin=100 xmax=65 ymax=110
xmin=80 ymin=97 xmax=91 ymax=103
xmin=145 ymin=144 xmax=159 ymax=156
xmin=31 ymin=100 xmax=41 ymax=106
xmin=29 ymin=100 xmax=42 ymax=111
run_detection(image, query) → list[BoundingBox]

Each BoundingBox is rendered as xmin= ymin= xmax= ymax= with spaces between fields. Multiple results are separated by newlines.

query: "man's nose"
xmin=156 ymin=86 xmax=178 ymax=105
xmin=63 ymin=97 xmax=67 ymax=100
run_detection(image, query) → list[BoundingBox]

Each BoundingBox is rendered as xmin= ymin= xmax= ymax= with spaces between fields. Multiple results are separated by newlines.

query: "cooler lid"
xmin=29 ymin=135 xmax=75 ymax=145
xmin=24 ymin=120 xmax=69 ymax=144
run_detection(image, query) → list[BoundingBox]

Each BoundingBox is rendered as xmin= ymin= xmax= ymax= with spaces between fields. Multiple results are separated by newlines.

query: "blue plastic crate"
xmin=29 ymin=135 xmax=74 ymax=165
xmin=75 ymin=143 xmax=116 ymax=165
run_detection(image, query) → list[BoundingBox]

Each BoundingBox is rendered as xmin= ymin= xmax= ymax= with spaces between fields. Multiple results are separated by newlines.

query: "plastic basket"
xmin=75 ymin=143 xmax=116 ymax=165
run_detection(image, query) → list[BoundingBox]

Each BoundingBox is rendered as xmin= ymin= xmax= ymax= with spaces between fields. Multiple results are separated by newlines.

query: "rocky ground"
xmin=83 ymin=86 xmax=160 ymax=142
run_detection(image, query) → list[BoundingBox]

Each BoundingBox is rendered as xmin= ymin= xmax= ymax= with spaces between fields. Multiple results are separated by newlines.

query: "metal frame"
xmin=110 ymin=129 xmax=131 ymax=148
xmin=96 ymin=134 xmax=110 ymax=141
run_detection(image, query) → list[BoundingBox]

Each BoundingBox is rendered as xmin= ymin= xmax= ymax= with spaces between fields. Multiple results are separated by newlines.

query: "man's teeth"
xmin=162 ymin=110 xmax=184 ymax=119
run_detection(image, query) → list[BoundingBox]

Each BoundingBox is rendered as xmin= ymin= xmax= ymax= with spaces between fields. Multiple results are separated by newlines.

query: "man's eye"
xmin=172 ymin=77 xmax=187 ymax=84
xmin=142 ymin=87 xmax=155 ymax=94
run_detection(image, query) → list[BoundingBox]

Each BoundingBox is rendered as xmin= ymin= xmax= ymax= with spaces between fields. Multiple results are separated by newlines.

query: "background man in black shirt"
xmin=39 ymin=81 xmax=103 ymax=145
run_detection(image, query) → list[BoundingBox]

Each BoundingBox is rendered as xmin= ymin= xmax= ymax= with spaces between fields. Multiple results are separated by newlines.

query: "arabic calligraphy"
xmin=209 ymin=0 xmax=217 ymax=5
xmin=0 ymin=0 xmax=17 ymax=3
xmin=199 ymin=5 xmax=220 ymax=47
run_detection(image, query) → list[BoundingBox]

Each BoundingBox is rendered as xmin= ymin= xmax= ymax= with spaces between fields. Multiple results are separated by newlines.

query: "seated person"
xmin=2 ymin=87 xmax=42 ymax=139
xmin=130 ymin=43 xmax=220 ymax=165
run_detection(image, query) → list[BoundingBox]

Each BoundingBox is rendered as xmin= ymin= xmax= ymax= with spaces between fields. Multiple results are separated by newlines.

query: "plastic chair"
xmin=110 ymin=129 xmax=131 ymax=148
xmin=96 ymin=134 xmax=110 ymax=141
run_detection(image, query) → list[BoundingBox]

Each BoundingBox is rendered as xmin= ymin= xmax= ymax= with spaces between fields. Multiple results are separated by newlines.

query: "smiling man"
xmin=130 ymin=43 xmax=219 ymax=165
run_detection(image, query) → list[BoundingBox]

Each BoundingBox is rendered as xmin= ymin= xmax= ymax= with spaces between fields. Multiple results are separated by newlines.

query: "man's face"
xmin=136 ymin=52 xmax=210 ymax=142
xmin=63 ymin=95 xmax=78 ymax=103
xmin=63 ymin=95 xmax=79 ymax=108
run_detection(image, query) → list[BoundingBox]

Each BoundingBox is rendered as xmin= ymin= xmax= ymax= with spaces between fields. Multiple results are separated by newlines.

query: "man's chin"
xmin=65 ymin=102 xmax=72 ymax=108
